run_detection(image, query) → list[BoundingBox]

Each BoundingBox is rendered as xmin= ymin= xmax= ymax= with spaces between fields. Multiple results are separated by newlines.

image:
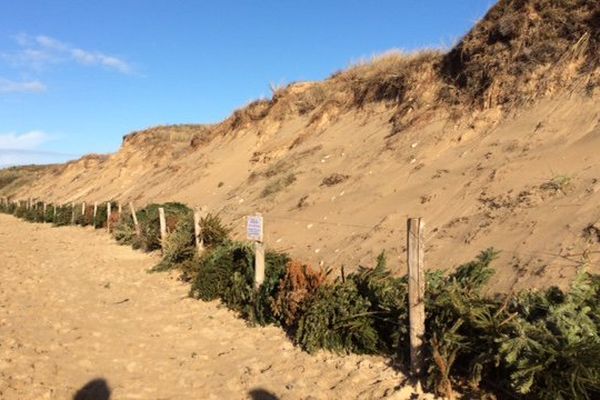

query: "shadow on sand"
xmin=73 ymin=378 xmax=111 ymax=400
xmin=248 ymin=388 xmax=279 ymax=400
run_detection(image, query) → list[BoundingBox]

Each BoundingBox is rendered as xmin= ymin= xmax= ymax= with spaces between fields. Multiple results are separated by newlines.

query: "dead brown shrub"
xmin=272 ymin=261 xmax=328 ymax=328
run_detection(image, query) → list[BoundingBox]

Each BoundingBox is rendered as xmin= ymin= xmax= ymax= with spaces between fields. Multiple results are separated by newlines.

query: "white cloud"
xmin=0 ymin=131 xmax=51 ymax=150
xmin=3 ymin=34 xmax=133 ymax=74
xmin=71 ymin=48 xmax=132 ymax=73
xmin=0 ymin=78 xmax=47 ymax=93
xmin=0 ymin=131 xmax=76 ymax=167
xmin=0 ymin=149 xmax=76 ymax=167
xmin=35 ymin=35 xmax=68 ymax=51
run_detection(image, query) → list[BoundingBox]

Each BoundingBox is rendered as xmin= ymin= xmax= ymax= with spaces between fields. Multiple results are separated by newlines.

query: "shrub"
xmin=423 ymin=249 xmax=501 ymax=396
xmin=261 ymin=174 xmax=297 ymax=197
xmin=498 ymin=273 xmax=600 ymax=399
xmin=199 ymin=213 xmax=230 ymax=247
xmin=94 ymin=203 xmax=104 ymax=228
xmin=190 ymin=241 xmax=290 ymax=325
xmin=349 ymin=253 xmax=410 ymax=356
xmin=190 ymin=242 xmax=245 ymax=301
xmin=113 ymin=214 xmax=136 ymax=245
xmin=22 ymin=208 xmax=37 ymax=222
xmin=177 ymin=257 xmax=202 ymax=283
xmin=134 ymin=202 xmax=191 ymax=252
xmin=152 ymin=216 xmax=195 ymax=272
xmin=44 ymin=204 xmax=55 ymax=223
xmin=54 ymin=204 xmax=73 ymax=226
xmin=93 ymin=202 xmax=117 ymax=229
xmin=76 ymin=205 xmax=95 ymax=226
xmin=295 ymin=278 xmax=378 ymax=354
xmin=251 ymin=250 xmax=290 ymax=325
xmin=151 ymin=212 xmax=231 ymax=271
xmin=272 ymin=261 xmax=328 ymax=329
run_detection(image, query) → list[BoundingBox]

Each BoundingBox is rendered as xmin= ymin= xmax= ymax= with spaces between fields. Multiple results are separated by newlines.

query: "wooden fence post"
xmin=193 ymin=207 xmax=207 ymax=256
xmin=158 ymin=207 xmax=167 ymax=251
xmin=118 ymin=203 xmax=122 ymax=214
xmin=53 ymin=204 xmax=57 ymax=221
xmin=254 ymin=240 xmax=265 ymax=290
xmin=106 ymin=202 xmax=112 ymax=232
xmin=71 ymin=202 xmax=75 ymax=224
xmin=92 ymin=202 xmax=98 ymax=227
xmin=43 ymin=202 xmax=47 ymax=219
xmin=129 ymin=202 xmax=140 ymax=236
xmin=81 ymin=202 xmax=86 ymax=216
xmin=407 ymin=217 xmax=425 ymax=379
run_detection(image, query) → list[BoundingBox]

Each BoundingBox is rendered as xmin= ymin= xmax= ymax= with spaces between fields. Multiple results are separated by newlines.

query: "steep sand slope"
xmin=8 ymin=91 xmax=600 ymax=292
xmin=0 ymin=214 xmax=432 ymax=400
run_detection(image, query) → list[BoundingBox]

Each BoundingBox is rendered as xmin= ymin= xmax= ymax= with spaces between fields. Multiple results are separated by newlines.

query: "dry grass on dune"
xmin=441 ymin=0 xmax=600 ymax=108
xmin=329 ymin=50 xmax=442 ymax=106
xmin=208 ymin=50 xmax=444 ymax=143
xmin=123 ymin=124 xmax=215 ymax=147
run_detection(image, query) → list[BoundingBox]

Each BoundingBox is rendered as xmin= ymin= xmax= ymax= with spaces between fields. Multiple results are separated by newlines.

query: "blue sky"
xmin=0 ymin=0 xmax=494 ymax=167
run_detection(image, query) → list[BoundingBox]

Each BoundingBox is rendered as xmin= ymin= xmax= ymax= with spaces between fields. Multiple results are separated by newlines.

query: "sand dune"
xmin=7 ymin=93 xmax=600 ymax=294
xmin=2 ymin=0 xmax=600 ymax=292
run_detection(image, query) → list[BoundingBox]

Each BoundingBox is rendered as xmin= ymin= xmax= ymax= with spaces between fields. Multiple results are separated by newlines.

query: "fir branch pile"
xmin=1 ymin=199 xmax=599 ymax=399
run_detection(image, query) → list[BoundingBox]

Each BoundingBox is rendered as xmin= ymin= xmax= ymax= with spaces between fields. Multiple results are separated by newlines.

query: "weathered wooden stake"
xmin=118 ymin=203 xmax=122 ymax=214
xmin=43 ymin=202 xmax=47 ymax=219
xmin=81 ymin=202 xmax=86 ymax=215
xmin=158 ymin=207 xmax=167 ymax=251
xmin=92 ymin=202 xmax=97 ymax=226
xmin=129 ymin=202 xmax=140 ymax=235
xmin=71 ymin=202 xmax=76 ymax=224
xmin=53 ymin=204 xmax=57 ymax=220
xmin=106 ymin=202 xmax=112 ymax=232
xmin=254 ymin=241 xmax=265 ymax=289
xmin=193 ymin=207 xmax=207 ymax=256
xmin=407 ymin=217 xmax=426 ymax=379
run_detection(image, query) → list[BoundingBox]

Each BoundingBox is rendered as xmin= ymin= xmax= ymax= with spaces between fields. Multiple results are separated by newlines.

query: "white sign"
xmin=246 ymin=215 xmax=263 ymax=242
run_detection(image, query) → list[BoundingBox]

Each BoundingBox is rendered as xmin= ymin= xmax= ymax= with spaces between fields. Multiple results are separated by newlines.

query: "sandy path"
xmin=0 ymin=215 xmax=425 ymax=400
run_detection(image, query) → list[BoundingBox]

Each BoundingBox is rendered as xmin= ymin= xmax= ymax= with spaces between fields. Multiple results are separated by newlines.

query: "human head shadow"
xmin=73 ymin=378 xmax=111 ymax=400
xmin=248 ymin=388 xmax=279 ymax=400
